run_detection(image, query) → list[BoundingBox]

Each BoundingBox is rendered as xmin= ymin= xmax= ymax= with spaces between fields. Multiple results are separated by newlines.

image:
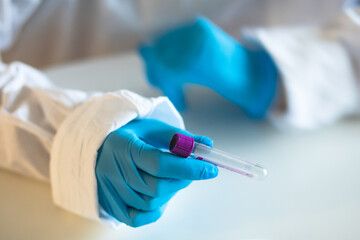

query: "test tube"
xmin=169 ymin=133 xmax=267 ymax=180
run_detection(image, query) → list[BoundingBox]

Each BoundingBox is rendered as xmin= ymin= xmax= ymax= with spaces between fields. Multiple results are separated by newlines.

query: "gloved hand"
xmin=95 ymin=118 xmax=218 ymax=227
xmin=138 ymin=16 xmax=278 ymax=118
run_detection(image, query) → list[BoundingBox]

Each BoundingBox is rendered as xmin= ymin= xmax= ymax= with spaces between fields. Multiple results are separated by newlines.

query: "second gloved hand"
xmin=139 ymin=17 xmax=278 ymax=118
xmin=95 ymin=118 xmax=218 ymax=227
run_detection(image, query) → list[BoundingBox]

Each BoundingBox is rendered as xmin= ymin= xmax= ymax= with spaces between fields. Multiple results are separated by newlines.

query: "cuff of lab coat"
xmin=50 ymin=90 xmax=184 ymax=227
xmin=243 ymin=27 xmax=360 ymax=129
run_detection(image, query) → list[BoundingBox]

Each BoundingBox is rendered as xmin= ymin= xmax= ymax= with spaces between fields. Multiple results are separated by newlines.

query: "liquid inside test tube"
xmin=193 ymin=142 xmax=267 ymax=180
xmin=169 ymin=133 xmax=267 ymax=180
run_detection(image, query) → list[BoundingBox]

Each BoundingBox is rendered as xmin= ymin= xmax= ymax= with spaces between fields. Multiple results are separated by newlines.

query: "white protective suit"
xmin=0 ymin=0 xmax=360 ymax=226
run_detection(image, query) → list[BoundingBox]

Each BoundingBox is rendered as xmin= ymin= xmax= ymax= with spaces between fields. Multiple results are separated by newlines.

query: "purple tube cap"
xmin=169 ymin=133 xmax=194 ymax=158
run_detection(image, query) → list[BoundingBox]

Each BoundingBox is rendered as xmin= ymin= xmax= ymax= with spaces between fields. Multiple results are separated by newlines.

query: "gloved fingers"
xmin=97 ymin=177 xmax=130 ymax=221
xmin=138 ymin=44 xmax=190 ymax=112
xmin=137 ymin=44 xmax=152 ymax=60
xmin=99 ymin=179 xmax=165 ymax=227
xmin=110 ymin=147 xmax=192 ymax=198
xmin=107 ymin=136 xmax=192 ymax=197
xmin=133 ymin=142 xmax=218 ymax=180
xmin=107 ymin=134 xmax=191 ymax=198
xmin=138 ymin=44 xmax=166 ymax=89
xmin=138 ymin=34 xmax=187 ymax=112
xmin=98 ymin=167 xmax=157 ymax=211
xmin=126 ymin=204 xmax=167 ymax=227
xmin=127 ymin=169 xmax=192 ymax=198
xmin=192 ymin=135 xmax=213 ymax=147
xmin=135 ymin=192 xmax=175 ymax=212
xmin=118 ymin=185 xmax=174 ymax=212
xmin=160 ymin=81 xmax=186 ymax=111
xmin=99 ymin=159 xmax=176 ymax=211
xmin=168 ymin=128 xmax=213 ymax=148
xmin=125 ymin=118 xmax=213 ymax=149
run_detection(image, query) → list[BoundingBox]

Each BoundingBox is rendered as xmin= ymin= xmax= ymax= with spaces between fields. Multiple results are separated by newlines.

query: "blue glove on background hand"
xmin=138 ymin=16 xmax=278 ymax=118
xmin=95 ymin=118 xmax=218 ymax=227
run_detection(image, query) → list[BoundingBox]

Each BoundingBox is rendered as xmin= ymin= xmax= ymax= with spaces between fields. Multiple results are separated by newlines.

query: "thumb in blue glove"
xmin=95 ymin=118 xmax=218 ymax=227
xmin=138 ymin=16 xmax=278 ymax=118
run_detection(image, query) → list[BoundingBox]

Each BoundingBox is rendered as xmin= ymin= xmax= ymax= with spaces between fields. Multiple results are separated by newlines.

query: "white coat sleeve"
xmin=242 ymin=13 xmax=360 ymax=129
xmin=0 ymin=61 xmax=184 ymax=225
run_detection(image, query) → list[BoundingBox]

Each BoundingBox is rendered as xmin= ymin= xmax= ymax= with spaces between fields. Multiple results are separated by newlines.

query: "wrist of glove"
xmin=139 ymin=16 xmax=278 ymax=118
xmin=95 ymin=118 xmax=218 ymax=227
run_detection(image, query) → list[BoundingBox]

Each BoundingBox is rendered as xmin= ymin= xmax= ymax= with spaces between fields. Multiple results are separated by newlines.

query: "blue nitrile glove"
xmin=138 ymin=16 xmax=278 ymax=118
xmin=95 ymin=118 xmax=218 ymax=227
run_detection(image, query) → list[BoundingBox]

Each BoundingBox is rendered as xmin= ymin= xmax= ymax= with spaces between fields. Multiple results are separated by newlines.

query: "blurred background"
xmin=2 ymin=0 xmax=345 ymax=69
xmin=1 ymin=0 xmax=360 ymax=239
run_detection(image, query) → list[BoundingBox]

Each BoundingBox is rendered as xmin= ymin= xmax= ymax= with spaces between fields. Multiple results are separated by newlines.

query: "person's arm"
xmin=0 ymin=60 xmax=207 ymax=227
xmin=138 ymin=14 xmax=360 ymax=129
xmin=0 ymin=61 xmax=93 ymax=180
xmin=242 ymin=11 xmax=360 ymax=129
xmin=138 ymin=17 xmax=278 ymax=118
xmin=1 ymin=1 xmax=217 ymax=227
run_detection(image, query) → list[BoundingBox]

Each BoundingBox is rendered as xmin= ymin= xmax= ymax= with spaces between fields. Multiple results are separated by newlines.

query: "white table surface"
xmin=1 ymin=53 xmax=360 ymax=240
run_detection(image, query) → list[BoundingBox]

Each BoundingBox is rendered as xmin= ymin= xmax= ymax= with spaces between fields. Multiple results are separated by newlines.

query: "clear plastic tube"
xmin=169 ymin=133 xmax=267 ymax=180
xmin=192 ymin=142 xmax=267 ymax=180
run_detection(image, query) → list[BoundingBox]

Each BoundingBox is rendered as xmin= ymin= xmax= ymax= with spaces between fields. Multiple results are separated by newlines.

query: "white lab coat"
xmin=0 ymin=0 xmax=360 ymax=226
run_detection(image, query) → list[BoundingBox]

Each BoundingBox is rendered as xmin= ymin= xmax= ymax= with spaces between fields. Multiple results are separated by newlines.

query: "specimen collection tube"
xmin=169 ymin=133 xmax=267 ymax=180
